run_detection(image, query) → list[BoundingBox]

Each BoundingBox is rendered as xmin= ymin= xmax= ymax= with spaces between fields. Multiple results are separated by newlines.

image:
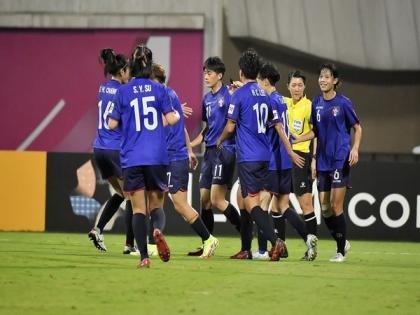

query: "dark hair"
xmin=287 ymin=70 xmax=306 ymax=85
xmin=239 ymin=48 xmax=262 ymax=80
xmin=318 ymin=63 xmax=340 ymax=88
xmin=100 ymin=48 xmax=128 ymax=77
xmin=203 ymin=56 xmax=226 ymax=75
xmin=131 ymin=44 xmax=153 ymax=78
xmin=258 ymin=62 xmax=280 ymax=86
xmin=151 ymin=63 xmax=166 ymax=84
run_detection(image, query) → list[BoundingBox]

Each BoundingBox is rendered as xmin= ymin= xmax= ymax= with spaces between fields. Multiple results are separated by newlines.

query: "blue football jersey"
xmin=93 ymin=79 xmax=122 ymax=150
xmin=227 ymin=82 xmax=272 ymax=162
xmin=108 ymin=78 xmax=174 ymax=168
xmin=311 ymin=93 xmax=360 ymax=171
xmin=202 ymin=85 xmax=235 ymax=151
xmin=267 ymin=91 xmax=292 ymax=170
xmin=165 ymin=87 xmax=188 ymax=162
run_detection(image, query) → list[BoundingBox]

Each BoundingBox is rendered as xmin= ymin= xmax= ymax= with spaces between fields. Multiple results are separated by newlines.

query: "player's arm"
xmin=292 ymin=130 xmax=315 ymax=144
xmin=185 ymin=128 xmax=198 ymax=170
xmin=349 ymin=123 xmax=362 ymax=166
xmin=181 ymin=102 xmax=193 ymax=118
xmin=164 ymin=109 xmax=180 ymax=126
xmin=216 ymin=119 xmax=236 ymax=149
xmin=190 ymin=123 xmax=208 ymax=148
xmin=274 ymin=122 xmax=305 ymax=168
xmin=311 ymin=137 xmax=317 ymax=179
xmin=108 ymin=118 xmax=119 ymax=130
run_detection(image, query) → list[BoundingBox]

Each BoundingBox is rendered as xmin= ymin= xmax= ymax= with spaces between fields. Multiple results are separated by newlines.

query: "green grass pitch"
xmin=0 ymin=232 xmax=419 ymax=315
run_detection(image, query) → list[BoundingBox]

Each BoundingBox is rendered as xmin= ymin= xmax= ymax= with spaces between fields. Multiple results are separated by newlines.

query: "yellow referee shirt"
xmin=285 ymin=96 xmax=312 ymax=153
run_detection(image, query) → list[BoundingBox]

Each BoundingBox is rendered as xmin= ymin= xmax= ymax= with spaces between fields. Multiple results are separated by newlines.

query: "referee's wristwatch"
xmin=312 ymin=154 xmax=316 ymax=160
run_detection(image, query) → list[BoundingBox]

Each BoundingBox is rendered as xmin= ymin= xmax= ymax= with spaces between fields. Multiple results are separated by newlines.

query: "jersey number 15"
xmin=130 ymin=96 xmax=158 ymax=131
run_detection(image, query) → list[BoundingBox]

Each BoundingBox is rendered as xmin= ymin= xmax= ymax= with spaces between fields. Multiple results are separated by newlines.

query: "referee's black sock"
xmin=250 ymin=206 xmax=277 ymax=245
xmin=132 ymin=213 xmax=148 ymax=260
xmin=334 ymin=213 xmax=347 ymax=255
xmin=190 ymin=217 xmax=211 ymax=242
xmin=97 ymin=193 xmax=124 ymax=233
xmin=271 ymin=212 xmax=286 ymax=241
xmin=201 ymin=209 xmax=214 ymax=234
xmin=150 ymin=208 xmax=166 ymax=232
xmin=124 ymin=201 xmax=134 ymax=246
xmin=283 ymin=207 xmax=308 ymax=242
xmin=223 ymin=203 xmax=241 ymax=232
xmin=304 ymin=211 xmax=318 ymax=236
xmin=240 ymin=209 xmax=253 ymax=251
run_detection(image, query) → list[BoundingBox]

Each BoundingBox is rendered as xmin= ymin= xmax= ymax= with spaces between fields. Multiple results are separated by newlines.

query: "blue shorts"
xmin=122 ymin=165 xmax=168 ymax=192
xmin=93 ymin=148 xmax=122 ymax=179
xmin=199 ymin=146 xmax=235 ymax=189
xmin=167 ymin=159 xmax=189 ymax=194
xmin=266 ymin=169 xmax=292 ymax=195
xmin=317 ymin=166 xmax=351 ymax=191
xmin=237 ymin=161 xmax=269 ymax=198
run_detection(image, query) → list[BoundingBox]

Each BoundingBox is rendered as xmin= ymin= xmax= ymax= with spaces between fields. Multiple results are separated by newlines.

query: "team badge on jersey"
xmin=273 ymin=110 xmax=279 ymax=120
xmin=228 ymin=104 xmax=235 ymax=114
xmin=218 ymin=98 xmax=224 ymax=107
xmin=332 ymin=106 xmax=340 ymax=117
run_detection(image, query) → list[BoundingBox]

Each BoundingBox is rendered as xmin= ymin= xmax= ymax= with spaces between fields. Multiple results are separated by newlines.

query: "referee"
xmin=285 ymin=70 xmax=318 ymax=239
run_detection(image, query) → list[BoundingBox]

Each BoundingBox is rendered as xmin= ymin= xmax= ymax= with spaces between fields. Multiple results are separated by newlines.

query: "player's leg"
xmin=199 ymin=148 xmax=215 ymax=233
xmin=231 ymin=183 xmax=254 ymax=259
xmin=145 ymin=165 xmax=170 ymax=263
xmin=123 ymin=166 xmax=150 ymax=267
xmin=253 ymin=190 xmax=271 ymax=259
xmin=210 ymin=147 xmax=240 ymax=231
xmin=88 ymin=149 xmax=124 ymax=251
xmin=240 ymin=162 xmax=285 ymax=261
xmin=293 ymin=152 xmax=317 ymax=236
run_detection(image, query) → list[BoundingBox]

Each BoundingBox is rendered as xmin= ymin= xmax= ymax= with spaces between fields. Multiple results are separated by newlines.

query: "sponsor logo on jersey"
xmin=228 ymin=104 xmax=235 ymax=115
xmin=293 ymin=120 xmax=303 ymax=132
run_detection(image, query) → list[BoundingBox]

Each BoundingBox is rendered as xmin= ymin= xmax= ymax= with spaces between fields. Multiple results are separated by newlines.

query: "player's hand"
xmin=189 ymin=152 xmax=198 ymax=170
xmin=311 ymin=158 xmax=317 ymax=179
xmin=349 ymin=148 xmax=359 ymax=166
xmin=216 ymin=139 xmax=223 ymax=151
xmin=228 ymin=80 xmax=243 ymax=95
xmin=291 ymin=151 xmax=305 ymax=168
xmin=181 ymin=103 xmax=193 ymax=118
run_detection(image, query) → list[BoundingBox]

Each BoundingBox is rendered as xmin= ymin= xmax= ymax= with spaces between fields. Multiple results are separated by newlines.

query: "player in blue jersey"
xmin=151 ymin=64 xmax=219 ymax=258
xmin=88 ymin=48 xmax=138 ymax=254
xmin=216 ymin=49 xmax=286 ymax=261
xmin=297 ymin=63 xmax=362 ymax=262
xmin=108 ymin=45 xmax=180 ymax=268
xmin=253 ymin=63 xmax=318 ymax=261
xmin=188 ymin=57 xmax=241 ymax=256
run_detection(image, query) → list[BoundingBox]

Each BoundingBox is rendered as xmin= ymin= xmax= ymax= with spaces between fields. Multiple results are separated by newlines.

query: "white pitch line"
xmin=17 ymin=99 xmax=66 ymax=151
xmin=351 ymin=251 xmax=420 ymax=256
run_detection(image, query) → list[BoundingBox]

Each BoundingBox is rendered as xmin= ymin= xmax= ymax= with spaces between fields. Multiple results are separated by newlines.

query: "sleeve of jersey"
xmin=227 ymin=92 xmax=239 ymax=122
xmin=161 ymin=87 xmax=174 ymax=114
xmin=310 ymin=98 xmax=318 ymax=136
xmin=343 ymin=99 xmax=360 ymax=128
xmin=268 ymin=98 xmax=279 ymax=127
xmin=108 ymin=90 xmax=122 ymax=121
xmin=201 ymin=99 xmax=207 ymax=122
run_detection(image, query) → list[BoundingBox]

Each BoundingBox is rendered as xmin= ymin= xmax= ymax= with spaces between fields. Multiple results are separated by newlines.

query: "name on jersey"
xmin=99 ymin=86 xmax=118 ymax=95
xmin=133 ymin=85 xmax=152 ymax=93
xmin=251 ymin=89 xmax=266 ymax=96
